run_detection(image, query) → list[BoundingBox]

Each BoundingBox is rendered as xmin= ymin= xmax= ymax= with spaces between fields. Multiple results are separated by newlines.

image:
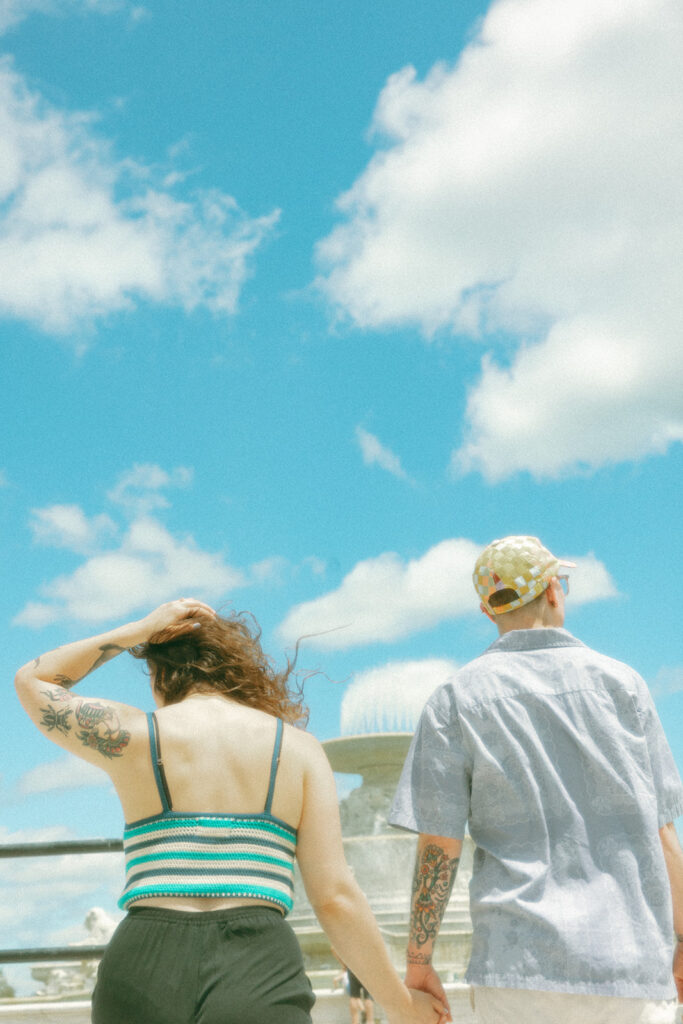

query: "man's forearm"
xmin=407 ymin=834 xmax=462 ymax=965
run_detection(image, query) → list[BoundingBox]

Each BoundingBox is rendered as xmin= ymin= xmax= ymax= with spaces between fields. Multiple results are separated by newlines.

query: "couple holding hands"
xmin=16 ymin=535 xmax=683 ymax=1024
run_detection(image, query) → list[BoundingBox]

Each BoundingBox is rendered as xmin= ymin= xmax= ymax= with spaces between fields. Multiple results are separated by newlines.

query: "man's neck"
xmin=497 ymin=619 xmax=548 ymax=637
xmin=496 ymin=610 xmax=565 ymax=637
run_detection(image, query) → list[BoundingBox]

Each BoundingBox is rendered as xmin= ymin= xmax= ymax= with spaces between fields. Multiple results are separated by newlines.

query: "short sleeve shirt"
xmin=390 ymin=628 xmax=683 ymax=998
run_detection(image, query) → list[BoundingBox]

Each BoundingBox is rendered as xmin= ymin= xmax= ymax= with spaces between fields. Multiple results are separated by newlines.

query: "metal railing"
xmin=0 ymin=839 xmax=122 ymax=965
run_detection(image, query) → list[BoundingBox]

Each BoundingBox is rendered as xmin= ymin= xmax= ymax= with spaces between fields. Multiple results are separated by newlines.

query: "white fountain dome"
xmin=324 ymin=658 xmax=458 ymax=779
xmin=340 ymin=658 xmax=458 ymax=736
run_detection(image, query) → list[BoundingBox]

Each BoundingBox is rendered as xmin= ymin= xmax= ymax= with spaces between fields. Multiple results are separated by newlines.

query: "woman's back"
xmin=15 ymin=599 xmax=442 ymax=1024
xmin=111 ymin=695 xmax=309 ymax=912
xmin=114 ymin=695 xmax=306 ymax=831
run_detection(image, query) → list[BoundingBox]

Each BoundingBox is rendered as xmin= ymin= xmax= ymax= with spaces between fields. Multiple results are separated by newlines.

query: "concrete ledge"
xmin=0 ymin=1002 xmax=91 ymax=1022
xmin=0 ymin=984 xmax=477 ymax=1023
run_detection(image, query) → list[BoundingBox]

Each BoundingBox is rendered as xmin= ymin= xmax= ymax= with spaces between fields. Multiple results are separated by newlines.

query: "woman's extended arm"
xmin=660 ymin=822 xmax=683 ymax=1001
xmin=295 ymin=736 xmax=445 ymax=1024
xmin=14 ymin=598 xmax=216 ymax=767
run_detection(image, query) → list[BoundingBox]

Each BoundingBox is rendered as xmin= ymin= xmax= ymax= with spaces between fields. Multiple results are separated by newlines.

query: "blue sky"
xmin=1 ymin=0 xmax=682 ymax=990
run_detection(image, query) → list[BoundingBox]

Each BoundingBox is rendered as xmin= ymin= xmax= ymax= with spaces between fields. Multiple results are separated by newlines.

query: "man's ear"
xmin=480 ymin=602 xmax=497 ymax=624
xmin=545 ymin=580 xmax=558 ymax=607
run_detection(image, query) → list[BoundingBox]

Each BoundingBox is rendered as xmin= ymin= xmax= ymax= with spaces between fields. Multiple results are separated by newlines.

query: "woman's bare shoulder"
xmin=282 ymin=722 xmax=326 ymax=762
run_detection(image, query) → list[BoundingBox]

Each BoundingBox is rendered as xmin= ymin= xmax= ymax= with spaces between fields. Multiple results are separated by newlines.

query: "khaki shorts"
xmin=471 ymin=986 xmax=677 ymax=1024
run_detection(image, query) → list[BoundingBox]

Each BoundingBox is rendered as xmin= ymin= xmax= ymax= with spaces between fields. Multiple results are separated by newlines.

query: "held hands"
xmin=407 ymin=987 xmax=449 ymax=1024
xmin=385 ymin=988 xmax=447 ymax=1024
xmin=385 ymin=970 xmax=449 ymax=1024
xmin=135 ymin=599 xmax=217 ymax=645
xmin=405 ymin=964 xmax=451 ymax=1023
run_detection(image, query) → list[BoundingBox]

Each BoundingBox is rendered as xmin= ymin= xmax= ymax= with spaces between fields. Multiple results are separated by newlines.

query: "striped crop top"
xmin=119 ymin=713 xmax=297 ymax=914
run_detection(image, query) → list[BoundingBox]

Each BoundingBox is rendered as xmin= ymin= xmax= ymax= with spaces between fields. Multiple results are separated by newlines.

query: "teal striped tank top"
xmin=119 ymin=714 xmax=296 ymax=914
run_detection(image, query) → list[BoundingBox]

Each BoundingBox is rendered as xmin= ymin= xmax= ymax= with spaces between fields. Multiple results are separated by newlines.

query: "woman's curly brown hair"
xmin=130 ymin=612 xmax=308 ymax=726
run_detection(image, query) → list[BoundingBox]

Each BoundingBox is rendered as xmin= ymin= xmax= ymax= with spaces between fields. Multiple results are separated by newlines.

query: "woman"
xmin=15 ymin=598 xmax=446 ymax=1024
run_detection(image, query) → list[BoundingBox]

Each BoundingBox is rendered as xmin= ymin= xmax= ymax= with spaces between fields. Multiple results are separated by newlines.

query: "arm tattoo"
xmin=33 ymin=644 xmax=126 ymax=688
xmin=39 ymin=689 xmax=130 ymax=759
xmin=408 ymin=843 xmax=460 ymax=964
xmin=39 ymin=702 xmax=73 ymax=736
xmin=75 ymin=701 xmax=130 ymax=759
xmin=42 ymin=686 xmax=72 ymax=703
xmin=88 ymin=644 xmax=126 ymax=673
xmin=54 ymin=674 xmax=77 ymax=689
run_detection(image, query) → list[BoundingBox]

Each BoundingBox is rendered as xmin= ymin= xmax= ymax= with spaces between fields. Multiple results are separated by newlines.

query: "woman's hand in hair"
xmin=137 ymin=599 xmax=218 ymax=645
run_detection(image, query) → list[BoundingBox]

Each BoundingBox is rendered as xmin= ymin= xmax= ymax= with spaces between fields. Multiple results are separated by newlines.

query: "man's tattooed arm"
xmin=407 ymin=840 xmax=460 ymax=965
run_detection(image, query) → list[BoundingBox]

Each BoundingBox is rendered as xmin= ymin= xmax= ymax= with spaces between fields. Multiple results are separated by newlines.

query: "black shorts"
xmin=92 ymin=905 xmax=315 ymax=1024
xmin=348 ymin=969 xmax=372 ymax=1001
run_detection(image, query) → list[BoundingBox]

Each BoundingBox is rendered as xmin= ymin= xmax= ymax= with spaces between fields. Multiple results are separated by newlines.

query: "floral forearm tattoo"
xmin=39 ymin=689 xmax=130 ymax=759
xmin=407 ymin=843 xmax=460 ymax=965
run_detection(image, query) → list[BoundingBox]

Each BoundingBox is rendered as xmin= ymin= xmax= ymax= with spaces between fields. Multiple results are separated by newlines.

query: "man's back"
xmin=392 ymin=627 xmax=683 ymax=997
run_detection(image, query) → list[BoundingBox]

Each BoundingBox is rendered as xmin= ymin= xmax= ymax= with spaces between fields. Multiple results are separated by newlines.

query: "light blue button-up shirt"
xmin=390 ymin=628 xmax=683 ymax=998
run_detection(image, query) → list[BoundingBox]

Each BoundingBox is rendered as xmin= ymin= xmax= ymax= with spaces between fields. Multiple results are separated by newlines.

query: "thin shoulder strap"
xmin=264 ymin=718 xmax=283 ymax=814
xmin=146 ymin=711 xmax=173 ymax=812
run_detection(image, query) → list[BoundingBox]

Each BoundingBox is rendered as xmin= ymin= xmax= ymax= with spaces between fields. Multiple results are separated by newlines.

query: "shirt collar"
xmin=483 ymin=627 xmax=587 ymax=655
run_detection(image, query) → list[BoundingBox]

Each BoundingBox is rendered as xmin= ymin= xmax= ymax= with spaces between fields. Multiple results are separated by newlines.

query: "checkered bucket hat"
xmin=473 ymin=535 xmax=576 ymax=615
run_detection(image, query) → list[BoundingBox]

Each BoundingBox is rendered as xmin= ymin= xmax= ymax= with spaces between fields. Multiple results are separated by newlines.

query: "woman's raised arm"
xmin=14 ymin=598 xmax=216 ymax=768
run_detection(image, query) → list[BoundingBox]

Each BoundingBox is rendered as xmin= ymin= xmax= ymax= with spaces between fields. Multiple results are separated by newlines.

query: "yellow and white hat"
xmin=473 ymin=535 xmax=576 ymax=615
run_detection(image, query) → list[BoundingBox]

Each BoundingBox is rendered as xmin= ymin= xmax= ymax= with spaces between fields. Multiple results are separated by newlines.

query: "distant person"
xmin=347 ymin=967 xmax=376 ymax=1024
xmin=15 ymin=598 xmax=445 ymax=1024
xmin=390 ymin=536 xmax=683 ymax=1024
xmin=334 ymin=955 xmax=376 ymax=1024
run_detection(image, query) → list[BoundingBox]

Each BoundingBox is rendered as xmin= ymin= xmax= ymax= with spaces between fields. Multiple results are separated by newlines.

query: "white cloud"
xmin=0 ymin=0 xmax=124 ymax=33
xmin=278 ymin=538 xmax=616 ymax=650
xmin=15 ymin=515 xmax=245 ymax=625
xmin=278 ymin=538 xmax=481 ymax=650
xmin=651 ymin=666 xmax=683 ymax=698
xmin=14 ymin=464 xmax=299 ymax=627
xmin=454 ymin=318 xmax=682 ymax=481
xmin=355 ymin=426 xmax=410 ymax=481
xmin=563 ymin=553 xmax=618 ymax=605
xmin=303 ymin=555 xmax=327 ymax=577
xmin=30 ymin=504 xmax=116 ymax=553
xmin=316 ymin=0 xmax=683 ymax=479
xmin=13 ymin=600 xmax=61 ymax=628
xmin=107 ymin=463 xmax=193 ymax=515
xmin=250 ymin=556 xmax=290 ymax=585
xmin=0 ymin=59 xmax=278 ymax=333
xmin=0 ymin=826 xmax=122 ymax=949
xmin=15 ymin=466 xmax=246 ymax=626
xmin=0 ymin=823 xmax=72 ymax=845
xmin=18 ymin=754 xmax=111 ymax=794
xmin=341 ymin=658 xmax=459 ymax=735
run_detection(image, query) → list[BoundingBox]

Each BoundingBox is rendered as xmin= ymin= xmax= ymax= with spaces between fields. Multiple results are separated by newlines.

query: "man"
xmin=390 ymin=536 xmax=683 ymax=1024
